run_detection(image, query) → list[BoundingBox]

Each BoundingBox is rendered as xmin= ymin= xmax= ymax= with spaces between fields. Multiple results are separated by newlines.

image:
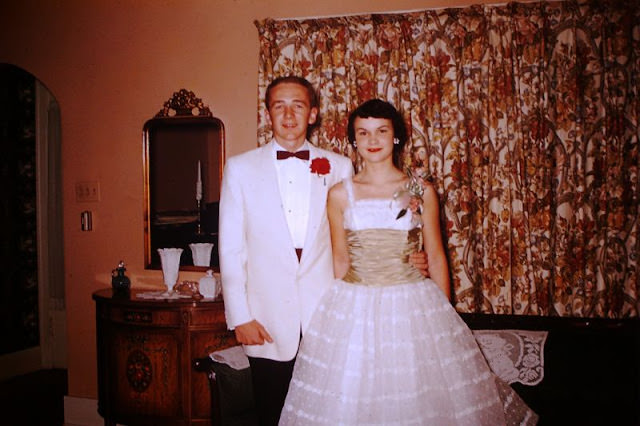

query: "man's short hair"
xmin=265 ymin=76 xmax=319 ymax=110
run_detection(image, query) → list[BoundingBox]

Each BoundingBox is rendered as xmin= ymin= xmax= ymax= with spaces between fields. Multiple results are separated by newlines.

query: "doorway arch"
xmin=0 ymin=63 xmax=65 ymax=379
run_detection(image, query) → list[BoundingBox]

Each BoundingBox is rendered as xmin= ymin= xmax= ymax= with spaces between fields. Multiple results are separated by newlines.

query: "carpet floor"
xmin=0 ymin=369 xmax=67 ymax=426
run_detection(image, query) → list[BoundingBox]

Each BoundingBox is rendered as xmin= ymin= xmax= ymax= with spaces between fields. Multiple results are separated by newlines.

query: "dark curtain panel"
xmin=0 ymin=63 xmax=39 ymax=355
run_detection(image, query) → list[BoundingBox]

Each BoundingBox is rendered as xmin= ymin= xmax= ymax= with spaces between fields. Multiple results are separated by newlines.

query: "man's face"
xmin=267 ymin=82 xmax=318 ymax=149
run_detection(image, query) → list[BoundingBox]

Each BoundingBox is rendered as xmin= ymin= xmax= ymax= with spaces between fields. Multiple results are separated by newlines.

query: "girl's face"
xmin=353 ymin=117 xmax=395 ymax=165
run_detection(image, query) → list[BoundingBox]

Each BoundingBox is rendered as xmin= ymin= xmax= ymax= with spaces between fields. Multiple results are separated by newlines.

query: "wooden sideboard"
xmin=93 ymin=288 xmax=236 ymax=426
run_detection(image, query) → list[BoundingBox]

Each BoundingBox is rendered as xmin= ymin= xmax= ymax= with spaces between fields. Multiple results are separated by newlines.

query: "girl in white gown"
xmin=279 ymin=99 xmax=537 ymax=425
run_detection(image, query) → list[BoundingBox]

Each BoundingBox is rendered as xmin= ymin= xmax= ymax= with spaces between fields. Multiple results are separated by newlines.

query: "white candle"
xmin=196 ymin=160 xmax=202 ymax=201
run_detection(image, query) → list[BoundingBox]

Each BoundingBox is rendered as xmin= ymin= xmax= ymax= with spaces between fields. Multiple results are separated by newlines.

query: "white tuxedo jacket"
xmin=219 ymin=141 xmax=353 ymax=361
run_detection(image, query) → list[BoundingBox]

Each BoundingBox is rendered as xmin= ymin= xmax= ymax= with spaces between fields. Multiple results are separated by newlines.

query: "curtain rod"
xmin=272 ymin=0 xmax=552 ymax=21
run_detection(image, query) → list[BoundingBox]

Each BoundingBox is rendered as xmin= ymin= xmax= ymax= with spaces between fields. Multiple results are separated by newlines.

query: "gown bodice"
xmin=342 ymin=179 xmax=424 ymax=286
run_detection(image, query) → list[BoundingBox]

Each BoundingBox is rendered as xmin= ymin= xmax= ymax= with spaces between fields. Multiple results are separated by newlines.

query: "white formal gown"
xmin=279 ymin=178 xmax=538 ymax=425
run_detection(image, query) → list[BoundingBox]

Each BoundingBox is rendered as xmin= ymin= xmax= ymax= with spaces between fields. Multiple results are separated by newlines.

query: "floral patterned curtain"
xmin=255 ymin=0 xmax=639 ymax=318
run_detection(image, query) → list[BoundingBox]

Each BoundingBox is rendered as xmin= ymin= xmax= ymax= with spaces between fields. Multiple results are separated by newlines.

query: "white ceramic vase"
xmin=189 ymin=243 xmax=213 ymax=267
xmin=157 ymin=248 xmax=183 ymax=288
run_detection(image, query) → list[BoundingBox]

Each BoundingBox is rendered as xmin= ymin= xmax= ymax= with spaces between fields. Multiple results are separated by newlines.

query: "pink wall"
xmin=0 ymin=0 xmax=484 ymax=400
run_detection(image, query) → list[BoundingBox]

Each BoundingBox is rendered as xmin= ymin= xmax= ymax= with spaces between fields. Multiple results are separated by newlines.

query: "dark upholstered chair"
xmin=193 ymin=356 xmax=258 ymax=426
xmin=195 ymin=316 xmax=640 ymax=425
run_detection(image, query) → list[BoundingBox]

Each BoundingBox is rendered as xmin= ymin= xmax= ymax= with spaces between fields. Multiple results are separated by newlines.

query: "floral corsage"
xmin=393 ymin=168 xmax=429 ymax=225
xmin=310 ymin=157 xmax=331 ymax=185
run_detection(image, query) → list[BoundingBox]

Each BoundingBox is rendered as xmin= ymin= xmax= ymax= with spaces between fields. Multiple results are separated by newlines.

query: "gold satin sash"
xmin=342 ymin=227 xmax=424 ymax=286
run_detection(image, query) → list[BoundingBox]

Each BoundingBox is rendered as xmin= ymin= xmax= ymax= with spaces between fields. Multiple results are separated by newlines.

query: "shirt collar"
xmin=272 ymin=139 xmax=310 ymax=156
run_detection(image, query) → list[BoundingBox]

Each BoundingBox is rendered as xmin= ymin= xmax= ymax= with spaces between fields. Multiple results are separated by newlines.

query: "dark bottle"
xmin=111 ymin=260 xmax=131 ymax=294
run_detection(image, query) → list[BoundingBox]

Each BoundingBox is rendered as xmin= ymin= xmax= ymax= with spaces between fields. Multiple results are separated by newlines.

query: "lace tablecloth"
xmin=136 ymin=290 xmax=194 ymax=300
xmin=211 ymin=329 xmax=548 ymax=387
xmin=472 ymin=329 xmax=548 ymax=386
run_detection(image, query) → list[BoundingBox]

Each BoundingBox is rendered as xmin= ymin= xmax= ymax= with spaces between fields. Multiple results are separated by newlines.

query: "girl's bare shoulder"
xmin=421 ymin=181 xmax=438 ymax=199
xmin=328 ymin=180 xmax=349 ymax=204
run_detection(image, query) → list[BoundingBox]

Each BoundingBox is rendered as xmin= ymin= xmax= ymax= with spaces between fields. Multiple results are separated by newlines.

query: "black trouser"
xmin=248 ymin=356 xmax=296 ymax=426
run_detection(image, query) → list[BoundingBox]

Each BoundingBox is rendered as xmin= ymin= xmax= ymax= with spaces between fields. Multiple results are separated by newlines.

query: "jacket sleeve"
xmin=334 ymin=152 xmax=354 ymax=182
xmin=218 ymin=159 xmax=252 ymax=329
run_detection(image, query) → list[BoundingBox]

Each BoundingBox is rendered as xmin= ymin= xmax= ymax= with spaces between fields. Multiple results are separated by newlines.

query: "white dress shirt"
xmin=273 ymin=141 xmax=311 ymax=249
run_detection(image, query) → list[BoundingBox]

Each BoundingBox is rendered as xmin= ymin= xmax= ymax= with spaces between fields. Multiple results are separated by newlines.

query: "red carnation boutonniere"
xmin=310 ymin=157 xmax=331 ymax=185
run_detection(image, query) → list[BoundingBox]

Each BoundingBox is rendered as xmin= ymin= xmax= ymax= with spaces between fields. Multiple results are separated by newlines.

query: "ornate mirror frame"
xmin=143 ymin=89 xmax=225 ymax=271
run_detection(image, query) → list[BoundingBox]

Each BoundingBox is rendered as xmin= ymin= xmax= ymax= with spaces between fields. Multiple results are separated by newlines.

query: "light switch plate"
xmin=75 ymin=181 xmax=100 ymax=202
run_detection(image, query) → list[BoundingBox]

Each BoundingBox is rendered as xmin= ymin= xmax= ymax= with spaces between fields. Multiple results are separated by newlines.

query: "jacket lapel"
xmin=302 ymin=146 xmax=330 ymax=257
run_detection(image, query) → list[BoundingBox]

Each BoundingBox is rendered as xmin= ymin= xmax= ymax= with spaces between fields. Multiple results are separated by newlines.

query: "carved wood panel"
xmin=93 ymin=289 xmax=237 ymax=425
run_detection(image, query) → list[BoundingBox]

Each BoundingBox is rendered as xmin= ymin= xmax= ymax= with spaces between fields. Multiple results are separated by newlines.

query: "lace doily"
xmin=135 ymin=290 xmax=193 ymax=300
xmin=472 ymin=329 xmax=548 ymax=386
xmin=209 ymin=345 xmax=250 ymax=370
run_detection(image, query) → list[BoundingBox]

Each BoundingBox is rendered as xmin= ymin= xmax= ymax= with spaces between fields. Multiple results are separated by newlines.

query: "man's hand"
xmin=409 ymin=251 xmax=430 ymax=278
xmin=234 ymin=320 xmax=274 ymax=345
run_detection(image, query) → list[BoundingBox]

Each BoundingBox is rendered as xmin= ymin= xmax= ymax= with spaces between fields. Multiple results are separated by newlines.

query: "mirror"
xmin=143 ymin=89 xmax=225 ymax=271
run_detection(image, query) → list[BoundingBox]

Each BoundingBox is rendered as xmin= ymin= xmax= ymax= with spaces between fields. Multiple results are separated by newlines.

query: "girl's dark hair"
xmin=348 ymin=99 xmax=408 ymax=169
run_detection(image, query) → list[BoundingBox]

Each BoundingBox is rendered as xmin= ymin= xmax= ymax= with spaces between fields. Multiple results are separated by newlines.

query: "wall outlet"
xmin=75 ymin=181 xmax=100 ymax=202
xmin=81 ymin=210 xmax=93 ymax=231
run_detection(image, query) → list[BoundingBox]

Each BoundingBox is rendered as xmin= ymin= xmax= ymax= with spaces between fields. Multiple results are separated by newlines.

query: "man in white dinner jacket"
xmin=219 ymin=76 xmax=353 ymax=425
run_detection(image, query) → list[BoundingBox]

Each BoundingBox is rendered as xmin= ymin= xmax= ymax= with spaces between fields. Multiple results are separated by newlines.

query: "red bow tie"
xmin=276 ymin=150 xmax=310 ymax=160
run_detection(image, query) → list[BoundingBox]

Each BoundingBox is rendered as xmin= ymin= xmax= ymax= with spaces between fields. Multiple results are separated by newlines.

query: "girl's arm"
xmin=420 ymin=183 xmax=451 ymax=300
xmin=327 ymin=183 xmax=350 ymax=279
